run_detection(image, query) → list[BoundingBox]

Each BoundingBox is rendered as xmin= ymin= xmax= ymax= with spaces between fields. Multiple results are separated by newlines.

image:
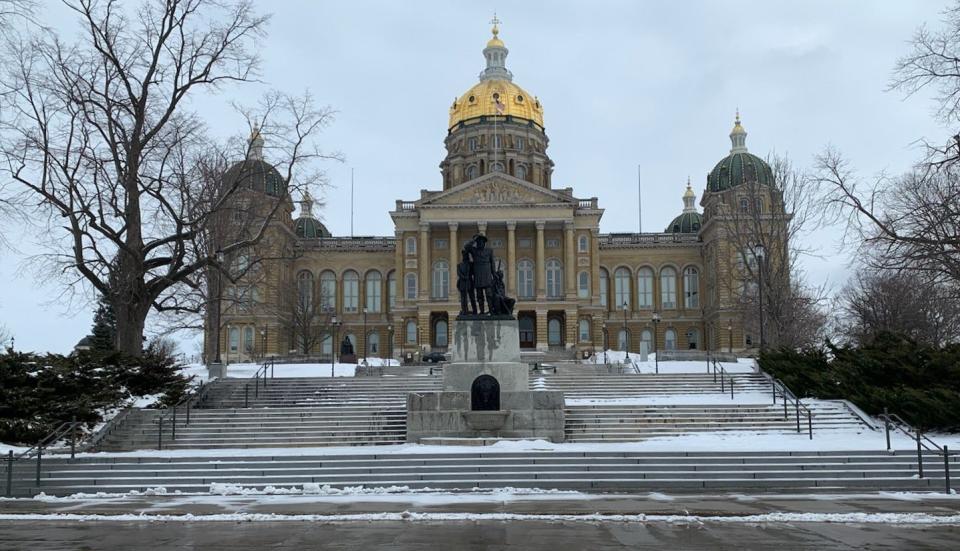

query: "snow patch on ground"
xmin=1 ymin=511 xmax=959 ymax=524
xmin=586 ymin=351 xmax=756 ymax=374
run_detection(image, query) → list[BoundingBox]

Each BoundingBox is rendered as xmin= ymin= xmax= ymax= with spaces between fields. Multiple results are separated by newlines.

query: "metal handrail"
xmin=155 ymin=380 xmax=213 ymax=450
xmin=4 ymin=419 xmax=83 ymax=497
xmin=878 ymin=410 xmax=955 ymax=492
xmin=767 ymin=375 xmax=814 ymax=439
xmin=711 ymin=359 xmax=736 ymax=399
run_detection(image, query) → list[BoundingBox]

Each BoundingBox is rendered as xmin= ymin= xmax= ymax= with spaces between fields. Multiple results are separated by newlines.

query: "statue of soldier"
xmin=456 ymin=247 xmax=477 ymax=316
xmin=492 ymin=265 xmax=515 ymax=316
xmin=340 ymin=335 xmax=354 ymax=356
xmin=471 ymin=234 xmax=496 ymax=315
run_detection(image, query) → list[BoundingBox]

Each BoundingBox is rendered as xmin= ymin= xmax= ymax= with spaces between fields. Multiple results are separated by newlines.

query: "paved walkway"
xmin=1 ymin=518 xmax=958 ymax=550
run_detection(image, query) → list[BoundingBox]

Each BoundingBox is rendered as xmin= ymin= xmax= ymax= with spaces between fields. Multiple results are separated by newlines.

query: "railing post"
xmin=917 ymin=427 xmax=924 ymax=479
xmin=70 ymin=416 xmax=76 ymax=459
xmin=186 ymin=400 xmax=191 ymax=426
xmin=884 ymin=409 xmax=891 ymax=451
xmin=771 ymin=380 xmax=777 ymax=405
xmin=5 ymin=450 xmax=13 ymax=497
xmin=263 ymin=368 xmax=268 ymax=388
xmin=720 ymin=371 xmax=725 ymax=392
xmin=245 ymin=384 xmax=249 ymax=408
xmin=271 ymin=361 xmax=274 ymax=379
xmin=255 ymin=374 xmax=260 ymax=398
xmin=712 ymin=362 xmax=717 ymax=383
xmin=35 ymin=446 xmax=42 ymax=486
xmin=945 ymin=445 xmax=952 ymax=495
xmin=730 ymin=375 xmax=734 ymax=399
xmin=808 ymin=412 xmax=813 ymax=440
xmin=172 ymin=407 xmax=177 ymax=441
xmin=795 ymin=401 xmax=801 ymax=433
xmin=783 ymin=394 xmax=788 ymax=419
xmin=157 ymin=416 xmax=163 ymax=451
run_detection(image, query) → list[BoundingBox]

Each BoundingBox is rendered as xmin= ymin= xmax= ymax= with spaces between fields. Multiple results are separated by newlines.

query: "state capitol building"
xmin=204 ymin=22 xmax=787 ymax=363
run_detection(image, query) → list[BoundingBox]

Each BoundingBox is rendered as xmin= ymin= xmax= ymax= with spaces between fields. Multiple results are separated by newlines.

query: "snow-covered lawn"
xmin=565 ymin=393 xmax=775 ymax=406
xmin=585 ymin=350 xmax=757 ymax=374
xmin=178 ymin=358 xmax=401 ymax=382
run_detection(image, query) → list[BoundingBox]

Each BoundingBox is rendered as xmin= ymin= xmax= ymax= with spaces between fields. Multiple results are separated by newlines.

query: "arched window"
xmin=599 ymin=268 xmax=609 ymax=308
xmin=466 ymin=164 xmax=477 ymax=180
xmin=243 ymin=326 xmax=254 ymax=354
xmin=516 ymin=164 xmax=527 ymax=180
xmin=405 ymin=319 xmax=417 ymax=344
xmin=321 ymin=333 xmax=332 ymax=357
xmin=432 ymin=260 xmax=449 ymax=299
xmin=387 ymin=272 xmax=396 ymax=310
xmin=518 ymin=259 xmax=535 ymax=299
xmin=546 ymin=259 xmax=562 ymax=298
xmin=641 ymin=329 xmax=652 ymax=353
xmin=365 ymin=271 xmax=381 ymax=312
xmin=434 ymin=319 xmax=448 ymax=347
xmin=614 ymin=267 xmax=631 ymax=310
xmin=618 ymin=328 xmax=630 ymax=351
xmin=577 ymin=271 xmax=590 ymax=298
xmin=660 ymin=267 xmax=677 ymax=309
xmin=405 ymin=273 xmax=417 ymax=300
xmin=491 ymin=161 xmax=505 ymax=173
xmin=367 ymin=331 xmax=380 ymax=356
xmin=405 ymin=236 xmax=417 ymax=255
xmin=684 ymin=267 xmax=699 ymax=309
xmin=578 ymin=234 xmax=589 ymax=253
xmin=228 ymin=327 xmax=239 ymax=353
xmin=320 ymin=271 xmax=336 ymax=312
xmin=665 ymin=328 xmax=677 ymax=350
xmin=297 ymin=270 xmax=314 ymax=311
xmin=548 ymin=318 xmax=562 ymax=345
xmin=637 ymin=267 xmax=654 ymax=309
xmin=343 ymin=270 xmax=359 ymax=312
xmin=578 ymin=319 xmax=591 ymax=342
xmin=686 ymin=328 xmax=699 ymax=350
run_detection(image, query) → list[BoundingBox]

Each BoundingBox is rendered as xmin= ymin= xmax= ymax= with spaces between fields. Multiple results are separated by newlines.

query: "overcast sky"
xmin=0 ymin=0 xmax=950 ymax=354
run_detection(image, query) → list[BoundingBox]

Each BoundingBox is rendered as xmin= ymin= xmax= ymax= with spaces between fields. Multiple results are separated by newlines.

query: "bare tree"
xmin=837 ymin=267 xmax=960 ymax=347
xmin=0 ymin=0 xmax=336 ymax=356
xmin=274 ymin=273 xmax=335 ymax=356
xmin=713 ymin=152 xmax=829 ymax=350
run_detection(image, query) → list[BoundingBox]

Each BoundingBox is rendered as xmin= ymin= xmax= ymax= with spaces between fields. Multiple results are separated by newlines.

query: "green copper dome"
xmin=666 ymin=211 xmax=703 ymax=233
xmin=295 ymin=216 xmax=331 ymax=238
xmin=222 ymin=159 xmax=286 ymax=197
xmin=707 ymin=112 xmax=773 ymax=192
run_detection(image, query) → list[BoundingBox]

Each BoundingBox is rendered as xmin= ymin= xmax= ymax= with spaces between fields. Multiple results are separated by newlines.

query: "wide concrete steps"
xmin=7 ymin=450 xmax=953 ymax=497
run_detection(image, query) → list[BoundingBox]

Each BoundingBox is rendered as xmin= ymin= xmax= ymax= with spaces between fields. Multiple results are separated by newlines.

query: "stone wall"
xmin=406 ymin=390 xmax=565 ymax=443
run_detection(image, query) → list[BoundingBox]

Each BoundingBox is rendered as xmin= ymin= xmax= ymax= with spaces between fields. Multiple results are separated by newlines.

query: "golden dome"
xmin=449 ymin=80 xmax=544 ymax=130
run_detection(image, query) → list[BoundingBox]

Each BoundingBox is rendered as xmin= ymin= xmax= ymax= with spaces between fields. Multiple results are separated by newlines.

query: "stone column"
xmin=448 ymin=222 xmax=459 ymax=278
xmin=506 ymin=222 xmax=517 ymax=296
xmin=419 ymin=222 xmax=430 ymax=300
xmin=535 ymin=220 xmax=546 ymax=299
xmin=394 ymin=230 xmax=403 ymax=306
xmin=564 ymin=221 xmax=575 ymax=299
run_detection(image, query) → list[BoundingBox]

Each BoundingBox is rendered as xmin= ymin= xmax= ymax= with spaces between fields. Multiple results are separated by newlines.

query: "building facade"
xmin=205 ymin=23 xmax=786 ymax=363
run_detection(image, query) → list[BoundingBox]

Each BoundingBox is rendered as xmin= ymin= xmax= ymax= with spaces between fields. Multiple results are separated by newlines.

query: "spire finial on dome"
xmin=729 ymin=109 xmax=748 ymax=153
xmin=682 ymin=179 xmax=697 ymax=212
xmin=248 ymin=123 xmax=264 ymax=160
xmin=480 ymin=14 xmax=512 ymax=81
xmin=300 ymin=190 xmax=314 ymax=216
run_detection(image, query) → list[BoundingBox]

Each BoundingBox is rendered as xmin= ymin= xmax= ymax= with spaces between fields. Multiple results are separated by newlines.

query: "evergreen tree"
xmin=90 ymin=295 xmax=117 ymax=354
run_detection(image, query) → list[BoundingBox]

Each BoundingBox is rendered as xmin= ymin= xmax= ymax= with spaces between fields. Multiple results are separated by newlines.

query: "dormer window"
xmin=468 ymin=137 xmax=479 ymax=151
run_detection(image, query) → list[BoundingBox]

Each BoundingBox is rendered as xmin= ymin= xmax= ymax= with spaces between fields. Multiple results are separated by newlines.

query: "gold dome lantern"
xmin=448 ymin=18 xmax=545 ymax=131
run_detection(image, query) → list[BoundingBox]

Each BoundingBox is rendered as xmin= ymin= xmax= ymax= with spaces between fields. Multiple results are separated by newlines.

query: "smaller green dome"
xmin=666 ymin=211 xmax=702 ymax=234
xmin=295 ymin=216 xmax=331 ymax=238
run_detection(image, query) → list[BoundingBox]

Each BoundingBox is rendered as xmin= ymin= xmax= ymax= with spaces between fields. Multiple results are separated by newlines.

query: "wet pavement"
xmin=0 ymin=518 xmax=958 ymax=550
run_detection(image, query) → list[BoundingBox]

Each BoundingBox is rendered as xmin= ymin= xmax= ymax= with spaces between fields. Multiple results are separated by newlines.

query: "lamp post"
xmin=387 ymin=324 xmax=393 ymax=363
xmin=362 ymin=307 xmax=368 ymax=363
xmin=260 ymin=327 xmax=267 ymax=359
xmin=602 ymin=321 xmax=608 ymax=364
xmin=330 ymin=315 xmax=341 ymax=378
xmin=754 ymin=244 xmax=766 ymax=352
xmin=652 ymin=311 xmax=661 ymax=374
xmin=213 ymin=249 xmax=224 ymax=365
xmin=621 ymin=301 xmax=629 ymax=361
xmin=727 ymin=320 xmax=733 ymax=354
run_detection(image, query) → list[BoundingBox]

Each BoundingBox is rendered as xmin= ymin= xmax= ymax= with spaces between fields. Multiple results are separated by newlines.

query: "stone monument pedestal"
xmin=406 ymin=318 xmax=565 ymax=443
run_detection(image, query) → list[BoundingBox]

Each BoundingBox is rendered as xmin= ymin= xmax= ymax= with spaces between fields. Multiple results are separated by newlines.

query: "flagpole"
xmin=350 ymin=167 xmax=354 ymax=238
xmin=637 ymin=164 xmax=642 ymax=233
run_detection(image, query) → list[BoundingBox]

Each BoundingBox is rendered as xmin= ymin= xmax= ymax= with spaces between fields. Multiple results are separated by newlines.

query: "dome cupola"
xmin=294 ymin=191 xmax=331 ymax=238
xmin=706 ymin=111 xmax=773 ymax=193
xmin=666 ymin=179 xmax=703 ymax=234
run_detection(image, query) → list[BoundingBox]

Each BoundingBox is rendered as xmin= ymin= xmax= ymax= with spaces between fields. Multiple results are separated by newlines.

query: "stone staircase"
xmin=6 ymin=450 xmax=954 ymax=497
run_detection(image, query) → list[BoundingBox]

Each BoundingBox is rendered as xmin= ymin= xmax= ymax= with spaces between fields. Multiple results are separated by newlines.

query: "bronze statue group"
xmin=457 ymin=234 xmax=515 ymax=318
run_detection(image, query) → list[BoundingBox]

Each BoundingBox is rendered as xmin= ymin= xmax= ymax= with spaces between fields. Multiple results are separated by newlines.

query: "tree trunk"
xmin=113 ymin=299 xmax=149 ymax=357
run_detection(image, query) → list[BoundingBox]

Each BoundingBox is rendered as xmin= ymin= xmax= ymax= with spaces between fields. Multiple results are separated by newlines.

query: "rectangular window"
xmin=388 ymin=277 xmax=396 ymax=309
xmin=344 ymin=279 xmax=359 ymax=312
xmin=405 ymin=274 xmax=417 ymax=300
xmin=490 ymin=239 xmax=503 ymax=248
xmin=434 ymin=238 xmax=448 ymax=250
xmin=599 ymin=274 xmax=608 ymax=307
xmin=518 ymin=238 xmax=533 ymax=248
xmin=468 ymin=137 xmax=478 ymax=151
xmin=638 ymin=272 xmax=653 ymax=309
xmin=578 ymin=272 xmax=589 ymax=299
xmin=365 ymin=278 xmax=381 ymax=312
xmin=515 ymin=137 xmax=525 ymax=150
xmin=546 ymin=239 xmax=560 ymax=248
xmin=320 ymin=278 xmax=336 ymax=312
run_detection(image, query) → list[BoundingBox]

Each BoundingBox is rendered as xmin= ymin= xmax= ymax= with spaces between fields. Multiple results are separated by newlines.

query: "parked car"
xmin=423 ymin=351 xmax=447 ymax=363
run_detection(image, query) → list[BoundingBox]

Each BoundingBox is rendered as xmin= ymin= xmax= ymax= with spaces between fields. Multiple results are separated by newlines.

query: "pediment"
xmin=419 ymin=174 xmax=576 ymax=208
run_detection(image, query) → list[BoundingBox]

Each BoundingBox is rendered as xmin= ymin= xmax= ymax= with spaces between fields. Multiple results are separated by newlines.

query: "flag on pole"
xmin=495 ymin=97 xmax=505 ymax=114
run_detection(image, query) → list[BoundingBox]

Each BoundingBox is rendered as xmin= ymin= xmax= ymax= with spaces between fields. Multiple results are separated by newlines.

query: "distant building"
xmin=204 ymin=22 xmax=787 ymax=362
